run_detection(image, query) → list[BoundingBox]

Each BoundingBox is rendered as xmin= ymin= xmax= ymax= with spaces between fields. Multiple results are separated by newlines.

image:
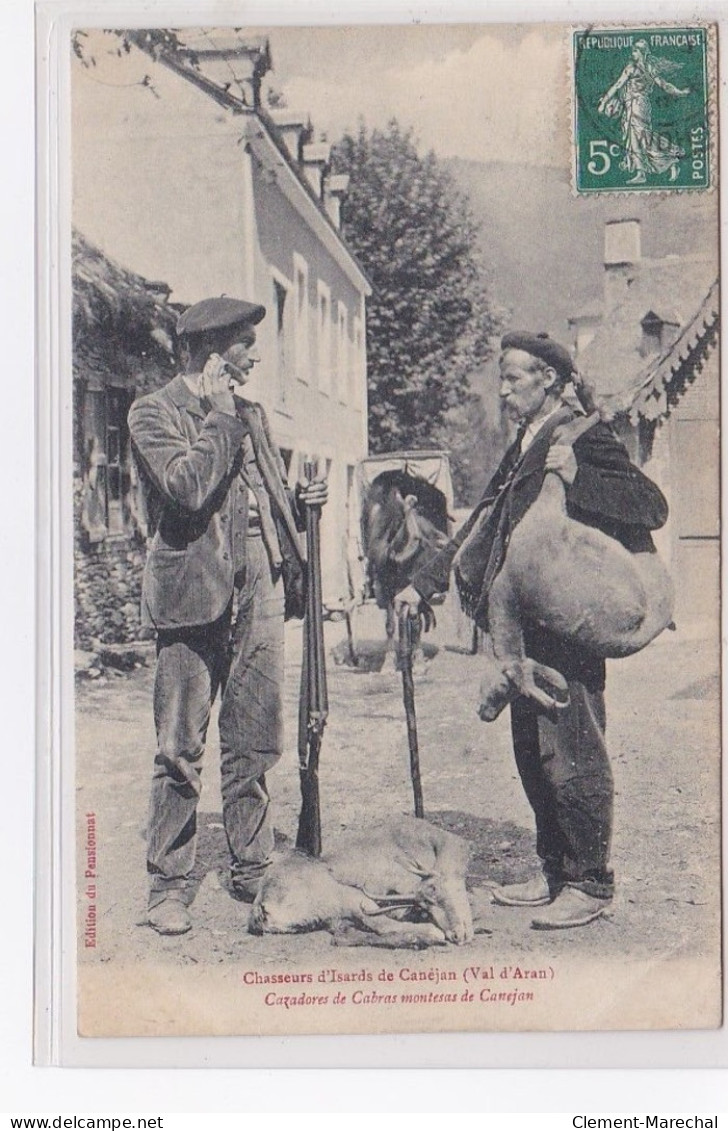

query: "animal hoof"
xmin=505 ymin=660 xmax=569 ymax=712
xmin=445 ymin=925 xmax=473 ymax=945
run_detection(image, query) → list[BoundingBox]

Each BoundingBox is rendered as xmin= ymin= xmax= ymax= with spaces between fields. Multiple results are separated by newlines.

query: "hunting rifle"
xmin=296 ymin=460 xmax=328 ymax=856
xmin=398 ymin=610 xmax=425 ymax=819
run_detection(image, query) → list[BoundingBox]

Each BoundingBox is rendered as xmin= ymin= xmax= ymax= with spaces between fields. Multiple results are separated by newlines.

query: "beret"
xmin=177 ymin=297 xmax=266 ymax=337
xmin=501 ymin=331 xmax=575 ymax=381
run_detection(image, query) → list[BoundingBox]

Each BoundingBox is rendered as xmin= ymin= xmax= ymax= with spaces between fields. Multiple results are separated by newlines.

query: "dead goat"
xmin=248 ymin=816 xmax=474 ymax=949
xmin=478 ymin=413 xmax=674 ymax=720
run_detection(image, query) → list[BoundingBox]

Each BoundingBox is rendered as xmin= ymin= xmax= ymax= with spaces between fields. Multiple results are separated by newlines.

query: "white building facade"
xmin=72 ymin=30 xmax=371 ymax=605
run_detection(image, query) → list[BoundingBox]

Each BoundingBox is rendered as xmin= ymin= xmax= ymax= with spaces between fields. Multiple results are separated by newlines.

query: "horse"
xmin=361 ymin=470 xmax=449 ymax=671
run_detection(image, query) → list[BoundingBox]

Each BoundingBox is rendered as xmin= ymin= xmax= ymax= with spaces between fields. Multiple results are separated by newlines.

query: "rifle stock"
xmin=297 ymin=727 xmax=323 ymax=857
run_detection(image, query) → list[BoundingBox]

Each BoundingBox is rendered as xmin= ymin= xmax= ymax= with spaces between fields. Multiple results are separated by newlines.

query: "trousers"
xmin=146 ymin=534 xmax=285 ymax=905
xmin=510 ymin=680 xmax=615 ymax=900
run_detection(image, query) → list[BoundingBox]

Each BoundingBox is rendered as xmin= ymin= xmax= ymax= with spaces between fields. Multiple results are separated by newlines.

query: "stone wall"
xmin=73 ymin=477 xmax=151 ymax=648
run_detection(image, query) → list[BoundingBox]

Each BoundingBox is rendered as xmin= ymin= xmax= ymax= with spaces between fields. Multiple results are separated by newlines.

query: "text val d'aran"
xmin=242 ymin=963 xmax=556 ymax=1009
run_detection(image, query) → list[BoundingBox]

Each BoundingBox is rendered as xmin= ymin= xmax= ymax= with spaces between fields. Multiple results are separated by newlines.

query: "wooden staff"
xmin=398 ymin=611 xmax=424 ymax=818
xmin=296 ymin=460 xmax=328 ymax=856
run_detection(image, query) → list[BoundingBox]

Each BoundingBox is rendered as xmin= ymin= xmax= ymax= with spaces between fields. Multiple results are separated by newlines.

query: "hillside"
xmin=447 ymin=158 xmax=717 ymax=336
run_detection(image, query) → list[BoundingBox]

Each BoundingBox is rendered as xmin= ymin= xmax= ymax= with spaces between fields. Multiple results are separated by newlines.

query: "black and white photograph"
xmin=62 ymin=18 xmax=720 ymax=1040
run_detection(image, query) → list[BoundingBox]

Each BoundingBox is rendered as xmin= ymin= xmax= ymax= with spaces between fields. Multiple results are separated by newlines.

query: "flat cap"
xmin=501 ymin=331 xmax=575 ymax=382
xmin=176 ymin=296 xmax=266 ymax=337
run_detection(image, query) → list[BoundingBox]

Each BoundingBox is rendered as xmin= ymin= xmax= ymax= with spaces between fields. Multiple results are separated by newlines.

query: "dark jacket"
xmin=412 ymin=406 xmax=668 ymax=610
xmin=129 ymin=374 xmax=304 ymax=630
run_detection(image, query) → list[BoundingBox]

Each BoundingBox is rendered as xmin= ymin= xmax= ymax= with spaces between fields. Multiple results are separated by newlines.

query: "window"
xmin=272 ymin=275 xmax=291 ymax=408
xmin=336 ymin=301 xmax=348 ymax=404
xmin=351 ymin=316 xmax=365 ymax=411
xmin=317 ymin=280 xmax=332 ymax=395
xmin=293 ymin=253 xmax=309 ymax=384
xmin=80 ymin=387 xmax=134 ymax=541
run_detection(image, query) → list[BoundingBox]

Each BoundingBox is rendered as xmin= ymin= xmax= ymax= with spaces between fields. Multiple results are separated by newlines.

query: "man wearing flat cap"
xmin=395 ymin=331 xmax=667 ymax=930
xmin=129 ymin=296 xmax=326 ymax=935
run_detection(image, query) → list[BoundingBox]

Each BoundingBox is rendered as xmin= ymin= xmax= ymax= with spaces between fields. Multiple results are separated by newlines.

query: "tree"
xmin=331 ymin=121 xmax=503 ymax=453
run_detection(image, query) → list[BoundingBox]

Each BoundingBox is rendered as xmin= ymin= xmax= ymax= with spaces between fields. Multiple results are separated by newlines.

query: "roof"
xmin=640 ymin=308 xmax=681 ymax=327
xmin=72 ymin=229 xmax=178 ymax=390
xmin=568 ymin=298 xmax=604 ymax=323
xmin=359 ymin=450 xmax=450 ymax=463
xmin=356 ymin=452 xmax=453 ymax=504
xmin=129 ymin=31 xmax=371 ymax=295
xmin=575 ymin=253 xmax=717 ymax=400
xmin=73 ymin=229 xmax=177 ymax=345
xmin=618 ymin=280 xmax=719 ymax=423
xmin=247 ymin=112 xmax=372 ymax=294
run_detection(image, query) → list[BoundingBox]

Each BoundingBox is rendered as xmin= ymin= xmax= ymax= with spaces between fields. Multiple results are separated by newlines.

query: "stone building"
xmin=72 ymin=231 xmax=179 ymax=646
xmin=569 ymin=219 xmax=719 ymax=626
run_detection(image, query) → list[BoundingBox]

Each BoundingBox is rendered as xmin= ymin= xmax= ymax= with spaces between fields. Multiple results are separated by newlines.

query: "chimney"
xmin=603 ymin=219 xmax=641 ymax=314
xmin=268 ymin=108 xmax=312 ymax=163
xmin=301 ymin=142 xmax=331 ymax=199
xmin=323 ymin=173 xmax=349 ymax=228
xmin=177 ymin=31 xmax=272 ymax=107
xmin=568 ymin=308 xmax=601 ymax=359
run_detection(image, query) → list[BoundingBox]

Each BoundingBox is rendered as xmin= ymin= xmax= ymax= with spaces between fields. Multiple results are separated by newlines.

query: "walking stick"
xmin=296 ymin=460 xmax=328 ymax=856
xmin=398 ymin=611 xmax=424 ymax=818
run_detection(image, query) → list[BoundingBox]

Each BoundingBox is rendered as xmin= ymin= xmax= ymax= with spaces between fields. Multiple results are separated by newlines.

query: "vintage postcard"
xmin=53 ymin=15 xmax=721 ymax=1047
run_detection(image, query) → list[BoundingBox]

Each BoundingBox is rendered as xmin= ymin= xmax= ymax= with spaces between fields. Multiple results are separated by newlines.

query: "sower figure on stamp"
xmin=129 ymin=297 xmax=327 ymax=936
xmin=394 ymin=331 xmax=669 ymax=930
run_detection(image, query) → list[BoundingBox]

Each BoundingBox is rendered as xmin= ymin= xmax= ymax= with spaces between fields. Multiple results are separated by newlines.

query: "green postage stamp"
xmin=573 ymin=26 xmax=712 ymax=193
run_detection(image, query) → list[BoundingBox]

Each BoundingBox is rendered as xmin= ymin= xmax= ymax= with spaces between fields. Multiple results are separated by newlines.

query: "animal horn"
xmin=551 ymin=411 xmax=601 ymax=448
xmin=570 ymin=368 xmax=601 ymax=417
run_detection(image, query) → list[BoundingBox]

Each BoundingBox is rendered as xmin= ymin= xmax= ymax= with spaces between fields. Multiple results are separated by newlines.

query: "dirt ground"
xmin=75 ymin=601 xmax=721 ymax=981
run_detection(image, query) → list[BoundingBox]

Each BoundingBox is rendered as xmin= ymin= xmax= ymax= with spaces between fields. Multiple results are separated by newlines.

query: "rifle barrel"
xmin=297 ymin=460 xmax=328 ymax=855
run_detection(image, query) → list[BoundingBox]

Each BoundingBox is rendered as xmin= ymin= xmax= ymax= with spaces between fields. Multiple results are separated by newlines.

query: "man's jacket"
xmin=412 ymin=406 xmax=669 ymax=628
xmin=128 ymin=374 xmax=304 ymax=630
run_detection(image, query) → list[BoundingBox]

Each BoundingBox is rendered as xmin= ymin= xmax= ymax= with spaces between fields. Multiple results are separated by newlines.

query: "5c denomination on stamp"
xmin=573 ymin=27 xmax=712 ymax=193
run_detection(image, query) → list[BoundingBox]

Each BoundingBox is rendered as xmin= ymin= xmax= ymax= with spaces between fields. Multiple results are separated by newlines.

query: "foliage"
xmin=331 ymin=121 xmax=503 ymax=453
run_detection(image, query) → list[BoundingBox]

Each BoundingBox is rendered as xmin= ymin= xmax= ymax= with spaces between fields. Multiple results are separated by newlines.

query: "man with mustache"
xmin=129 ymin=297 xmax=326 ymax=935
xmin=395 ymin=331 xmax=668 ymax=930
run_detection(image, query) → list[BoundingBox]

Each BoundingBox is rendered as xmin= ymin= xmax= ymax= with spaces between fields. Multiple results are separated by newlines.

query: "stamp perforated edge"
xmin=568 ymin=21 xmax=718 ymax=198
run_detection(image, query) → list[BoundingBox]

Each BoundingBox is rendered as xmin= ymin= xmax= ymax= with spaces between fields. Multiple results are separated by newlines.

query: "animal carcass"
xmin=248 ymin=816 xmax=474 ymax=948
xmin=479 ymin=414 xmax=674 ymax=719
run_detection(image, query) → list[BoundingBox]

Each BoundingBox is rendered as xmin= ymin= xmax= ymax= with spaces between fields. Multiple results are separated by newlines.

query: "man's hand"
xmin=544 ymin=443 xmax=578 ymax=486
xmin=393 ymin=584 xmax=424 ymax=620
xmin=393 ymin=585 xmax=436 ymax=633
xmin=199 ymin=353 xmax=236 ymax=417
xmin=297 ymin=477 xmax=328 ymax=508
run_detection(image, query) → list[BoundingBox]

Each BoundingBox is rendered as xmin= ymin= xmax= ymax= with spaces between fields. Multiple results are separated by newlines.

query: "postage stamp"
xmin=573 ymin=26 xmax=711 ymax=193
